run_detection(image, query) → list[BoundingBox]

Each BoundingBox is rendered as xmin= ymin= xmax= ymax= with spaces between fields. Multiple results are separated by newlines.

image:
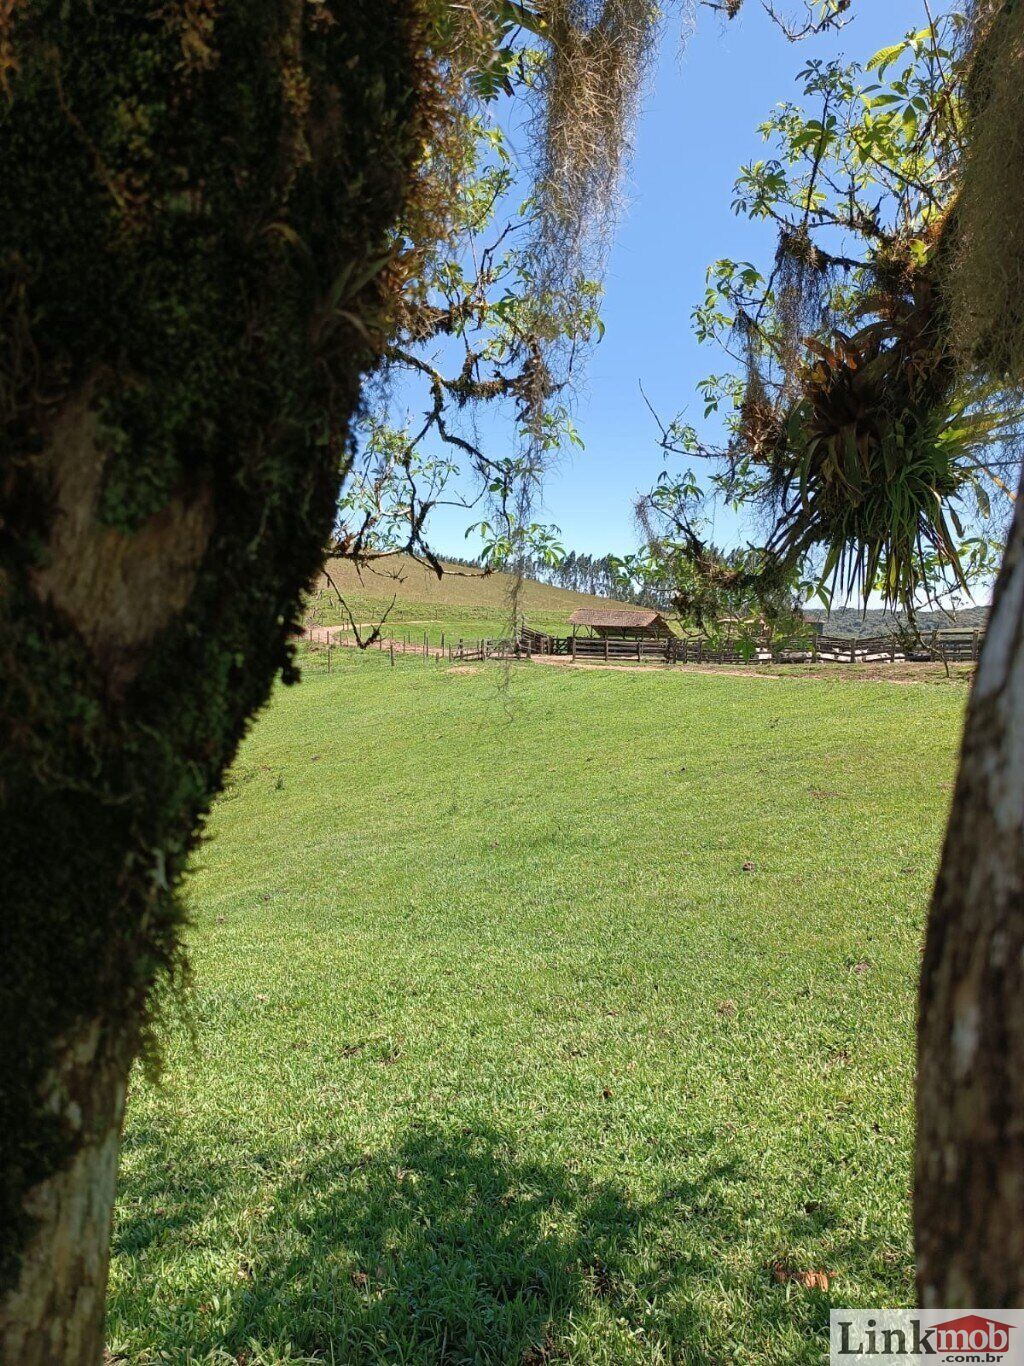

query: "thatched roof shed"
xmin=568 ymin=607 xmax=674 ymax=638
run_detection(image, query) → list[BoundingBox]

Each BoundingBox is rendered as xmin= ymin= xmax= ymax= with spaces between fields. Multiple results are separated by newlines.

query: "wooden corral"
xmin=520 ymin=624 xmax=986 ymax=666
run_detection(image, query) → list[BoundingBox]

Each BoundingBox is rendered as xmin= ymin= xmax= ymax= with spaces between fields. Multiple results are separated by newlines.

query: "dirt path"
xmin=302 ymin=624 xmax=369 ymax=642
xmin=302 ymin=625 xmax=451 ymax=658
xmin=303 ymin=620 xmax=443 ymax=644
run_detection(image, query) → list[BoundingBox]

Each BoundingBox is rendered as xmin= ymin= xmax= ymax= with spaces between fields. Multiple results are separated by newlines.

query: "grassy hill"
xmin=309 ymin=556 xmax=991 ymax=647
xmin=109 ymin=654 xmax=967 ymax=1364
xmin=309 ymin=553 xmax=637 ymax=643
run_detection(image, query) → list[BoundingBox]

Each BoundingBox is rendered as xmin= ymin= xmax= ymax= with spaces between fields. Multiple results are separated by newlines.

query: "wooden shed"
xmin=568 ymin=607 xmax=674 ymax=639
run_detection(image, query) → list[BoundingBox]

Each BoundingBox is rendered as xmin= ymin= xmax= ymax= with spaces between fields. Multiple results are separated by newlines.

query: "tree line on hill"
xmin=442 ymin=548 xmax=666 ymax=607
xmin=519 ymin=551 xmax=656 ymax=605
xmin=464 ymin=544 xmax=992 ymax=639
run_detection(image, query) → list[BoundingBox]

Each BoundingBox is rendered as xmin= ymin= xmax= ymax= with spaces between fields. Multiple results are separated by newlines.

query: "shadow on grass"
xmin=214 ymin=1121 xmax=674 ymax=1362
xmin=112 ymin=1120 xmax=908 ymax=1363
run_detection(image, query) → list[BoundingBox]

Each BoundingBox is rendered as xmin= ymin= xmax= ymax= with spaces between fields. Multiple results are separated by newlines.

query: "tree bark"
xmin=916 ymin=475 xmax=1024 ymax=1305
xmin=0 ymin=1021 xmax=134 ymax=1365
xmin=0 ymin=2 xmax=433 ymax=1359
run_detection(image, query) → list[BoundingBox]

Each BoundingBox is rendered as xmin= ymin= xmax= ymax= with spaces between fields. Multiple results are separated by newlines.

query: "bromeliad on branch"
xmin=636 ymin=10 xmax=1019 ymax=619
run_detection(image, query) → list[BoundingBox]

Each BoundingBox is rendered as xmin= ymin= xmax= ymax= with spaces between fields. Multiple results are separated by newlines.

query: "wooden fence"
xmin=302 ymin=624 xmax=985 ymax=670
xmin=302 ymin=627 xmax=516 ymax=667
xmin=518 ymin=626 xmax=986 ymax=666
xmin=805 ymin=629 xmax=984 ymax=663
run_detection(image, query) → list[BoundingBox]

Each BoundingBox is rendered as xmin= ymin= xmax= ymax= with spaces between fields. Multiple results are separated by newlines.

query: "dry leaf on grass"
xmin=771 ymin=1260 xmax=831 ymax=1291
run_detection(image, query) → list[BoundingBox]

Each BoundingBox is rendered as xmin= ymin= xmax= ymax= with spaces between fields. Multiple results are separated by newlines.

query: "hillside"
xmin=309 ymin=556 xmax=991 ymax=645
xmin=310 ymin=553 xmax=636 ymax=641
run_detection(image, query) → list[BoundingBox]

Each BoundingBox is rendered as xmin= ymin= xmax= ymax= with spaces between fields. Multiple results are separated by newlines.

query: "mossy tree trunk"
xmin=915 ymin=471 xmax=1024 ymax=1304
xmin=0 ymin=2 xmax=431 ymax=1359
xmin=0 ymin=1021 xmax=135 ymax=1362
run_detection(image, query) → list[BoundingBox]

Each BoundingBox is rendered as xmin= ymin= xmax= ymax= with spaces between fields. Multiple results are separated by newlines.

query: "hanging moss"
xmin=773 ymin=227 xmax=832 ymax=392
xmin=0 ymin=0 xmax=437 ymax=1294
xmin=532 ymin=0 xmax=661 ymax=269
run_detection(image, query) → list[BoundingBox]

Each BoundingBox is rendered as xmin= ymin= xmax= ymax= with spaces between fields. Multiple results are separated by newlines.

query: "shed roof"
xmin=568 ymin=607 xmax=668 ymax=629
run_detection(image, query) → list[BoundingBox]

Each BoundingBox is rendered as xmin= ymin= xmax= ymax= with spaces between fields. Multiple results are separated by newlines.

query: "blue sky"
xmin=421 ymin=0 xmax=929 ymax=561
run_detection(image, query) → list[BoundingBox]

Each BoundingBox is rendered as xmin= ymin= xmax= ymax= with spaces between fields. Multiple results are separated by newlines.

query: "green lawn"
xmin=108 ymin=653 xmax=967 ymax=1364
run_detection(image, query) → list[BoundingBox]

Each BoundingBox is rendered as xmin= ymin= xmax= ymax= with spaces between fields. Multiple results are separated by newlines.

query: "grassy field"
xmin=108 ymin=652 xmax=968 ymax=1364
xmin=308 ymin=554 xmax=641 ymax=643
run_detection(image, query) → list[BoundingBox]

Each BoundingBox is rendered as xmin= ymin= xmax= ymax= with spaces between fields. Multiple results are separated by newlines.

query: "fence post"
xmin=850 ymin=639 xmax=856 ymax=664
xmin=637 ymin=638 xmax=642 ymax=663
xmin=571 ymin=635 xmax=576 ymax=663
xmin=972 ymin=628 xmax=980 ymax=661
xmin=390 ymin=641 xmax=395 ymax=668
xmin=327 ymin=642 xmax=332 ymax=674
xmin=604 ymin=637 xmax=609 ymax=664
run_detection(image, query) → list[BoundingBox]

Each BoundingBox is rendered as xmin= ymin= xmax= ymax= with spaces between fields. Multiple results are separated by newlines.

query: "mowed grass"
xmin=108 ymin=654 xmax=967 ymax=1365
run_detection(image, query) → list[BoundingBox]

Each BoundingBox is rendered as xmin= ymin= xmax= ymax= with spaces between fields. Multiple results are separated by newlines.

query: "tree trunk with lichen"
xmin=915 ymin=472 xmax=1024 ymax=1305
xmin=0 ymin=1022 xmax=134 ymax=1363
xmin=0 ymin=2 xmax=432 ymax=1359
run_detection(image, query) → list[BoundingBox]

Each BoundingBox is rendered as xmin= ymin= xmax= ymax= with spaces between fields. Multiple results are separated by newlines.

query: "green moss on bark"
xmin=0 ymin=0 xmax=432 ymax=1297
